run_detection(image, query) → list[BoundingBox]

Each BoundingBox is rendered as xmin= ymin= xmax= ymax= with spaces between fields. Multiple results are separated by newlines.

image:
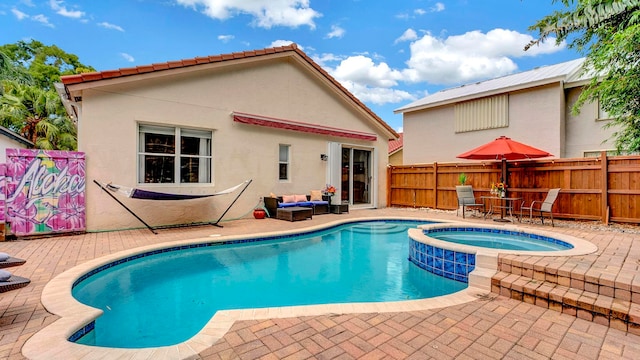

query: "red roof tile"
xmin=388 ymin=133 xmax=403 ymax=154
xmin=60 ymin=44 xmax=398 ymax=137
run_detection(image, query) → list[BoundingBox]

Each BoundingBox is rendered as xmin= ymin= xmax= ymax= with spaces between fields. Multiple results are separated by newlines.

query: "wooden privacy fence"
xmin=387 ymin=152 xmax=640 ymax=224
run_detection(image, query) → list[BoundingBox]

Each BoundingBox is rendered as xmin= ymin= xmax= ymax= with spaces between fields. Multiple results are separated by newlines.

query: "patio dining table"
xmin=481 ymin=195 xmax=521 ymax=222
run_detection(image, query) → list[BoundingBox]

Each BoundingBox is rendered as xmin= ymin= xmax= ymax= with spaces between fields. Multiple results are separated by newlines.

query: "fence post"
xmin=387 ymin=165 xmax=392 ymax=207
xmin=601 ymin=151 xmax=609 ymax=224
xmin=433 ymin=162 xmax=438 ymax=209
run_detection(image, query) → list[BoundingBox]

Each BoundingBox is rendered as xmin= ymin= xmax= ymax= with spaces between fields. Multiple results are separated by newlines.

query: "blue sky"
xmin=0 ymin=0 xmax=580 ymax=132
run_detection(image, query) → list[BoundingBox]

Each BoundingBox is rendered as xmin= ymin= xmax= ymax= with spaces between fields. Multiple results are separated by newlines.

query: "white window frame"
xmin=597 ymin=98 xmax=612 ymax=121
xmin=138 ymin=124 xmax=212 ymax=184
xmin=279 ymin=144 xmax=290 ymax=181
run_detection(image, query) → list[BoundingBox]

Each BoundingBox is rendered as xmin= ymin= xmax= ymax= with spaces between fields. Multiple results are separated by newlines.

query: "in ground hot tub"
xmin=407 ymin=223 xmax=598 ymax=290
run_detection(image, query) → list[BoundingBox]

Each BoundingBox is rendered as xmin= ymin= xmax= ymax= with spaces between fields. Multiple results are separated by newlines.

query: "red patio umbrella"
xmin=457 ymin=135 xmax=552 ymax=183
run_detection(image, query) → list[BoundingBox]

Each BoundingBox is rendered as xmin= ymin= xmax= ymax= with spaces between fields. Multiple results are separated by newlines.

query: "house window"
xmin=597 ymin=98 xmax=611 ymax=121
xmin=138 ymin=124 xmax=212 ymax=184
xmin=455 ymin=94 xmax=509 ymax=133
xmin=279 ymin=144 xmax=290 ymax=181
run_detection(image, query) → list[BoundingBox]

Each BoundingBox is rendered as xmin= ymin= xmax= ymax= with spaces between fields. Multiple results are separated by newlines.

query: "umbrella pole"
xmin=501 ymin=159 xmax=507 ymax=184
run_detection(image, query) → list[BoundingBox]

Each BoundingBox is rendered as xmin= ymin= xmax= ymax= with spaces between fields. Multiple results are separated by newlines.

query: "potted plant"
xmin=458 ymin=173 xmax=467 ymax=185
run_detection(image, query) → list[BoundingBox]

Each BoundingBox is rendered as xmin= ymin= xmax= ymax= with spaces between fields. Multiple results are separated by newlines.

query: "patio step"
xmin=497 ymin=253 xmax=640 ymax=305
xmin=491 ymin=271 xmax=640 ymax=335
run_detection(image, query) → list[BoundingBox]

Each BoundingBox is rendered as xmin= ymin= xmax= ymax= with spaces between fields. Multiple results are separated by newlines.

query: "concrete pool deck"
xmin=1 ymin=208 xmax=640 ymax=359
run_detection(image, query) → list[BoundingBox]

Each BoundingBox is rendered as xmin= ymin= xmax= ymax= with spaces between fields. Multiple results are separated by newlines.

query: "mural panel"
xmin=4 ymin=149 xmax=85 ymax=236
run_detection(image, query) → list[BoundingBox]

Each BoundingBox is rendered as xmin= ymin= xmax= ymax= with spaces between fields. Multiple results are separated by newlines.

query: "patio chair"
xmin=456 ymin=186 xmax=485 ymax=219
xmin=519 ymin=188 xmax=560 ymax=226
xmin=0 ymin=269 xmax=30 ymax=293
xmin=0 ymin=253 xmax=26 ymax=269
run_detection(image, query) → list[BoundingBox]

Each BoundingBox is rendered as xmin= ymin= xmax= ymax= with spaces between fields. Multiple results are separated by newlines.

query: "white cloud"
xmin=338 ymin=81 xmax=416 ymax=105
xmin=120 ymin=53 xmax=135 ymax=62
xmin=49 ymin=0 xmax=84 ymax=19
xmin=218 ymin=34 xmax=234 ymax=43
xmin=11 ymin=8 xmax=28 ymax=20
xmin=268 ymin=39 xmax=303 ymax=50
xmin=32 ymin=14 xmax=54 ymax=27
xmin=306 ymin=27 xmax=565 ymax=107
xmin=326 ymin=25 xmax=345 ymax=39
xmin=176 ymin=0 xmax=321 ymax=29
xmin=98 ymin=22 xmax=124 ymax=32
xmin=403 ymin=28 xmax=565 ymax=84
xmin=398 ymin=3 xmax=444 ymax=19
xmin=395 ymin=29 xmax=418 ymax=44
xmin=431 ymin=2 xmax=445 ymax=12
xmin=332 ymin=56 xmax=404 ymax=88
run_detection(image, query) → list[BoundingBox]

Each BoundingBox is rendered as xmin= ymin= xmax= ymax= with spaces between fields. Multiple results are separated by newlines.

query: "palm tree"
xmin=0 ymin=80 xmax=77 ymax=150
xmin=0 ymin=51 xmax=31 ymax=85
xmin=526 ymin=0 xmax=640 ymax=51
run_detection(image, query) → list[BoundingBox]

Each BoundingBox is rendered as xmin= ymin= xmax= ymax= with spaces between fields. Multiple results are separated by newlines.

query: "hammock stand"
xmin=93 ymin=179 xmax=252 ymax=234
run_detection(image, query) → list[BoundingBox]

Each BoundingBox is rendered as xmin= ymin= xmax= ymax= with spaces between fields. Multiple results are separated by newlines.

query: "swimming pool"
xmin=70 ymin=220 xmax=467 ymax=348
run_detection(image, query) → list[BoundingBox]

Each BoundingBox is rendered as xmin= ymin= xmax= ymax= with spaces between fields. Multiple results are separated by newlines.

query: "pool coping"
xmin=20 ymin=217 xmax=590 ymax=360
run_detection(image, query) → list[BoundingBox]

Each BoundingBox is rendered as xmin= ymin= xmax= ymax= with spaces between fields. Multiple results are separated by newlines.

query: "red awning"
xmin=232 ymin=112 xmax=377 ymax=141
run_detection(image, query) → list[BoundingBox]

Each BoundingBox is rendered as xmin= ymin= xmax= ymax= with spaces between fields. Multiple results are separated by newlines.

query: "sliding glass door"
xmin=341 ymin=147 xmax=372 ymax=205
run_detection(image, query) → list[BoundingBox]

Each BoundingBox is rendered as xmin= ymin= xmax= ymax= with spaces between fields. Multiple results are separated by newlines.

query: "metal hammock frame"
xmin=93 ymin=179 xmax=252 ymax=234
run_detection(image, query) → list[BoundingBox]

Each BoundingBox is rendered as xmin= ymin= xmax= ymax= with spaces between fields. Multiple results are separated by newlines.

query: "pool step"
xmin=350 ymin=224 xmax=406 ymax=234
xmin=491 ymin=271 xmax=640 ymax=335
xmin=497 ymin=254 xmax=640 ymax=306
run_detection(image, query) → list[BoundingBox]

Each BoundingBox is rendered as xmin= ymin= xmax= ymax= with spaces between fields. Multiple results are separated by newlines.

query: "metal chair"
xmin=456 ymin=186 xmax=485 ymax=219
xmin=519 ymin=188 xmax=560 ymax=226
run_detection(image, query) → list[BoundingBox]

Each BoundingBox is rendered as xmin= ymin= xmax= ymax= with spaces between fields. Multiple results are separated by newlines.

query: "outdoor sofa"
xmin=264 ymin=191 xmax=329 ymax=217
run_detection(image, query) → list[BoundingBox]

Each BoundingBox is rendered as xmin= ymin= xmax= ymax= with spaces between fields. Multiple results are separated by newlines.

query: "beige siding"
xmin=403 ymin=84 xmax=563 ymax=164
xmin=564 ymin=87 xmax=618 ymax=157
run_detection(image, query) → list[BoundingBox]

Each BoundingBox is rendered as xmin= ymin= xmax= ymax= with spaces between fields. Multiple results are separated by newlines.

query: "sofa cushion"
xmin=294 ymin=194 xmax=308 ymax=202
xmin=282 ymin=195 xmax=296 ymax=203
xmin=279 ymin=202 xmax=299 ymax=208
xmin=310 ymin=190 xmax=323 ymax=201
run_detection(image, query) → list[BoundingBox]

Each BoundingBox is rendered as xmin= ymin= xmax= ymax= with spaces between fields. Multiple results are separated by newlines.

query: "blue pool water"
xmin=72 ymin=220 xmax=466 ymax=348
xmin=426 ymin=228 xmax=573 ymax=251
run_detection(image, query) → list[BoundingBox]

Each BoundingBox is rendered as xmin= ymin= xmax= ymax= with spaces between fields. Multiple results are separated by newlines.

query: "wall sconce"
xmin=320 ymin=154 xmax=328 ymax=161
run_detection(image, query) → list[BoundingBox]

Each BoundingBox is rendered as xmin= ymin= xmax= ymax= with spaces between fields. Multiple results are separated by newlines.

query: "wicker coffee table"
xmin=276 ymin=206 xmax=313 ymax=221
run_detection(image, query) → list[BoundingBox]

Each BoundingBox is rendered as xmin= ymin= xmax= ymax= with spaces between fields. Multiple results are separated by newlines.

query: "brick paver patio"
xmin=1 ymin=208 xmax=640 ymax=359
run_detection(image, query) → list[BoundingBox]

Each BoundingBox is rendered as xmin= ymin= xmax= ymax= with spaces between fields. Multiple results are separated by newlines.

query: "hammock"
xmin=93 ymin=179 xmax=252 ymax=234
xmin=102 ymin=180 xmax=249 ymax=200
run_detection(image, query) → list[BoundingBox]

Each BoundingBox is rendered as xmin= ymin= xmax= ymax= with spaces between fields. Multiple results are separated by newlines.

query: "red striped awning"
xmin=232 ymin=112 xmax=377 ymax=141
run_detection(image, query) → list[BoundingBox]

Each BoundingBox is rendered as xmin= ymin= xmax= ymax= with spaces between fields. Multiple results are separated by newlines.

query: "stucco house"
xmin=395 ymin=58 xmax=618 ymax=164
xmin=58 ymin=44 xmax=398 ymax=232
xmin=388 ymin=132 xmax=403 ymax=165
xmin=0 ymin=125 xmax=33 ymax=162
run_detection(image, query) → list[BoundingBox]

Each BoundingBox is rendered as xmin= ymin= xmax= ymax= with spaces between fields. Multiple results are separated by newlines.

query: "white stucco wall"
xmin=403 ymin=84 xmax=563 ymax=164
xmin=564 ymin=87 xmax=619 ymax=157
xmin=0 ymin=136 xmax=29 ymax=163
xmin=75 ymin=57 xmax=391 ymax=231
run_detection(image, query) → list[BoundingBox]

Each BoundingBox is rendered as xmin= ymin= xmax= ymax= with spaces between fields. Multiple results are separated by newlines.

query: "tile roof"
xmin=395 ymin=58 xmax=586 ymax=113
xmin=388 ymin=132 xmax=403 ymax=154
xmin=60 ymin=44 xmax=398 ymax=138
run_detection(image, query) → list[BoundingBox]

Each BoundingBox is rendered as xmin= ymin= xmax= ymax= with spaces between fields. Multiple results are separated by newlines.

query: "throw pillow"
xmin=310 ymin=190 xmax=323 ymax=201
xmin=294 ymin=194 xmax=308 ymax=202
xmin=269 ymin=192 xmax=277 ymax=198
xmin=282 ymin=195 xmax=296 ymax=203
